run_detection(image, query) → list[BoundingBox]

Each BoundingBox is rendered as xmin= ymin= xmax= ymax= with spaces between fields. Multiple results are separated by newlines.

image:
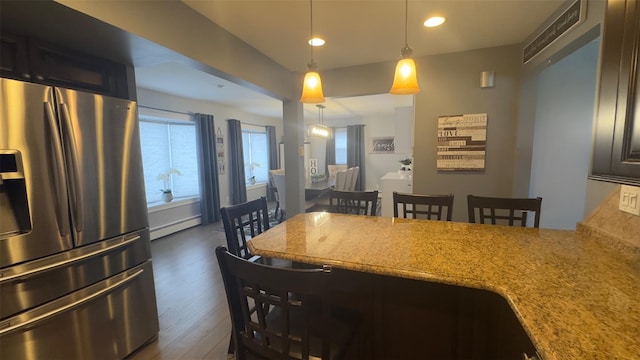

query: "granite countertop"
xmin=248 ymin=212 xmax=640 ymax=360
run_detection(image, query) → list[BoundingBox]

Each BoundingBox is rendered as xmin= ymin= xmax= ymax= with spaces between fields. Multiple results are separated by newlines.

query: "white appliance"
xmin=380 ymin=171 xmax=413 ymax=217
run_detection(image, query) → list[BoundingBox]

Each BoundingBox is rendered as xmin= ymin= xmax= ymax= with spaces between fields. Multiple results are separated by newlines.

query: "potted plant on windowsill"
xmin=248 ymin=163 xmax=260 ymax=185
xmin=160 ymin=189 xmax=174 ymax=203
xmin=157 ymin=168 xmax=181 ymax=203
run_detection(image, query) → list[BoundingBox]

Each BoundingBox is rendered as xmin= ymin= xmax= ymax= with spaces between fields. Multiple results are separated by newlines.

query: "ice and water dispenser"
xmin=0 ymin=150 xmax=31 ymax=237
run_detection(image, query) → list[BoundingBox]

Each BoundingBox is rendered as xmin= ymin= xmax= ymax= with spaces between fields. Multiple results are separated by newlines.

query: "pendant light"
xmin=390 ymin=0 xmax=420 ymax=95
xmin=300 ymin=0 xmax=326 ymax=103
xmin=308 ymin=104 xmax=329 ymax=138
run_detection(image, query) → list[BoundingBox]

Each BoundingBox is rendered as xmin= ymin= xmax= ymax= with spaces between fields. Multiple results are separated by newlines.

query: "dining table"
xmin=248 ymin=212 xmax=640 ymax=360
xmin=304 ymin=177 xmax=335 ymax=200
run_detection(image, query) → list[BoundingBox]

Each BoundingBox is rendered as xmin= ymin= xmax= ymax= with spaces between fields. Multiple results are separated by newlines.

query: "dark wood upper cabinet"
xmin=27 ymin=39 xmax=128 ymax=98
xmin=592 ymin=0 xmax=640 ymax=185
xmin=0 ymin=33 xmax=30 ymax=81
xmin=0 ymin=33 xmax=129 ymax=99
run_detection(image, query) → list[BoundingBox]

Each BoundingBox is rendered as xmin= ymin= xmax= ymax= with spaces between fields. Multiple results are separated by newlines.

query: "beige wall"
xmin=582 ymin=185 xmax=640 ymax=249
xmin=411 ymin=45 xmax=523 ymax=221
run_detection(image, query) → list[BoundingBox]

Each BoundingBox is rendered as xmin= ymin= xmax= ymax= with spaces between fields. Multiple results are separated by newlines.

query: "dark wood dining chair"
xmin=271 ymin=187 xmax=282 ymax=221
xmin=393 ymin=192 xmax=454 ymax=221
xmin=467 ymin=195 xmax=543 ymax=228
xmin=329 ymin=190 xmax=379 ymax=216
xmin=216 ymin=246 xmax=361 ymax=360
xmin=269 ymin=169 xmax=286 ymax=222
xmin=220 ymin=197 xmax=271 ymax=261
xmin=220 ymin=197 xmax=273 ymax=355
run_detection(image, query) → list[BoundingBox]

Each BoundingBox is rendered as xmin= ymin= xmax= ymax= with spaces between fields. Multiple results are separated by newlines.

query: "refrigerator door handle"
xmin=0 ymin=268 xmax=144 ymax=336
xmin=58 ymin=101 xmax=84 ymax=233
xmin=0 ymin=235 xmax=140 ymax=283
xmin=44 ymin=100 xmax=70 ymax=237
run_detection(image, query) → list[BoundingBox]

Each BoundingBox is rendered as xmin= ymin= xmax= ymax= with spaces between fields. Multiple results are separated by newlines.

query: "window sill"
xmin=246 ymin=182 xmax=267 ymax=191
xmin=148 ymin=196 xmax=199 ymax=213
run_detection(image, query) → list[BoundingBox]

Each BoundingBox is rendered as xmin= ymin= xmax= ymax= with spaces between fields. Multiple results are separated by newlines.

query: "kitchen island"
xmin=248 ymin=212 xmax=640 ymax=359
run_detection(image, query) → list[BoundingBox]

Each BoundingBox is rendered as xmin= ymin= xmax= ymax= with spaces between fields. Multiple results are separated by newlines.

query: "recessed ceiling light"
xmin=308 ymin=37 xmax=325 ymax=46
xmin=424 ymin=16 xmax=446 ymax=27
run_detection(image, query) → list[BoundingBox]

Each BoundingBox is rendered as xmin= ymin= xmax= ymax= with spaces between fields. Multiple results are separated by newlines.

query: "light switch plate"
xmin=619 ymin=185 xmax=640 ymax=216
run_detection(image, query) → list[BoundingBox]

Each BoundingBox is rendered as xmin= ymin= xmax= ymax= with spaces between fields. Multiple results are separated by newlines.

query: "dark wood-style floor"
xmin=128 ymin=223 xmax=232 ymax=360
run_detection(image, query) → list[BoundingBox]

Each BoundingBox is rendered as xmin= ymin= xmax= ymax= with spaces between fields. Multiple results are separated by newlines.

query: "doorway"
xmin=529 ymin=38 xmax=600 ymax=230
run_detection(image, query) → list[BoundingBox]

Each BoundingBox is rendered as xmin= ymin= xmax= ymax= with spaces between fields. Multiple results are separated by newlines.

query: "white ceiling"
xmin=134 ymin=0 xmax=564 ymax=120
xmin=181 ymin=0 xmax=564 ymax=73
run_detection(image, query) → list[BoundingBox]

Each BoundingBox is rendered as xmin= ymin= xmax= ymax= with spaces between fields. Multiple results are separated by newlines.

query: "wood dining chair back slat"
xmin=393 ymin=192 xmax=454 ymax=221
xmin=348 ymin=167 xmax=359 ymax=191
xmin=334 ymin=170 xmax=349 ymax=191
xmin=467 ymin=195 xmax=543 ymax=228
xmin=343 ymin=170 xmax=354 ymax=191
xmin=327 ymin=164 xmax=348 ymax=178
xmin=329 ymin=190 xmax=379 ymax=216
xmin=269 ymin=169 xmax=286 ymax=221
xmin=270 ymin=172 xmax=289 ymax=222
xmin=220 ymin=197 xmax=271 ymax=260
xmin=216 ymin=246 xmax=360 ymax=360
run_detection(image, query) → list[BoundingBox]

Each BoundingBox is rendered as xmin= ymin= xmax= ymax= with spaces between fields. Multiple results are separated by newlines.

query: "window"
xmin=335 ymin=127 xmax=347 ymax=165
xmin=242 ymin=125 xmax=269 ymax=185
xmin=139 ymin=109 xmax=200 ymax=204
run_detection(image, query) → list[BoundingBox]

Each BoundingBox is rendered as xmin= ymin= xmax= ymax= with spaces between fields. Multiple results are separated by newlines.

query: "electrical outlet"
xmin=619 ymin=185 xmax=640 ymax=216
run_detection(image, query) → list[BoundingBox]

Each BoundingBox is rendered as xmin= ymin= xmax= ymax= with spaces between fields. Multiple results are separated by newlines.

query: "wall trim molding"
xmin=148 ymin=197 xmax=199 ymax=213
xmin=150 ymin=215 xmax=201 ymax=240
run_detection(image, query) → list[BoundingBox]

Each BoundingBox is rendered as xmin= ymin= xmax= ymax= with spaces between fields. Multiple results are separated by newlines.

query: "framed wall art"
xmin=216 ymin=127 xmax=225 ymax=175
xmin=437 ymin=113 xmax=487 ymax=171
xmin=370 ymin=136 xmax=395 ymax=154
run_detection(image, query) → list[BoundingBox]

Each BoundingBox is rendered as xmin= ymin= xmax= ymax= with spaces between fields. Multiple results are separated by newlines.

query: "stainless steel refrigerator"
xmin=0 ymin=78 xmax=159 ymax=359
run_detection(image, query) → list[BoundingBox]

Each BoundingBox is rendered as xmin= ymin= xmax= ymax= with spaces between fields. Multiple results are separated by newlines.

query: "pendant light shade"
xmin=390 ymin=57 xmax=419 ymax=95
xmin=390 ymin=0 xmax=420 ymax=95
xmin=300 ymin=0 xmax=326 ymax=103
xmin=300 ymin=63 xmax=325 ymax=103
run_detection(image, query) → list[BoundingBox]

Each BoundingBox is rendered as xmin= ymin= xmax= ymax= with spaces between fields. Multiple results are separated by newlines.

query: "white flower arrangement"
xmin=157 ymin=168 xmax=181 ymax=193
xmin=399 ymin=157 xmax=413 ymax=171
xmin=247 ymin=163 xmax=260 ymax=184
